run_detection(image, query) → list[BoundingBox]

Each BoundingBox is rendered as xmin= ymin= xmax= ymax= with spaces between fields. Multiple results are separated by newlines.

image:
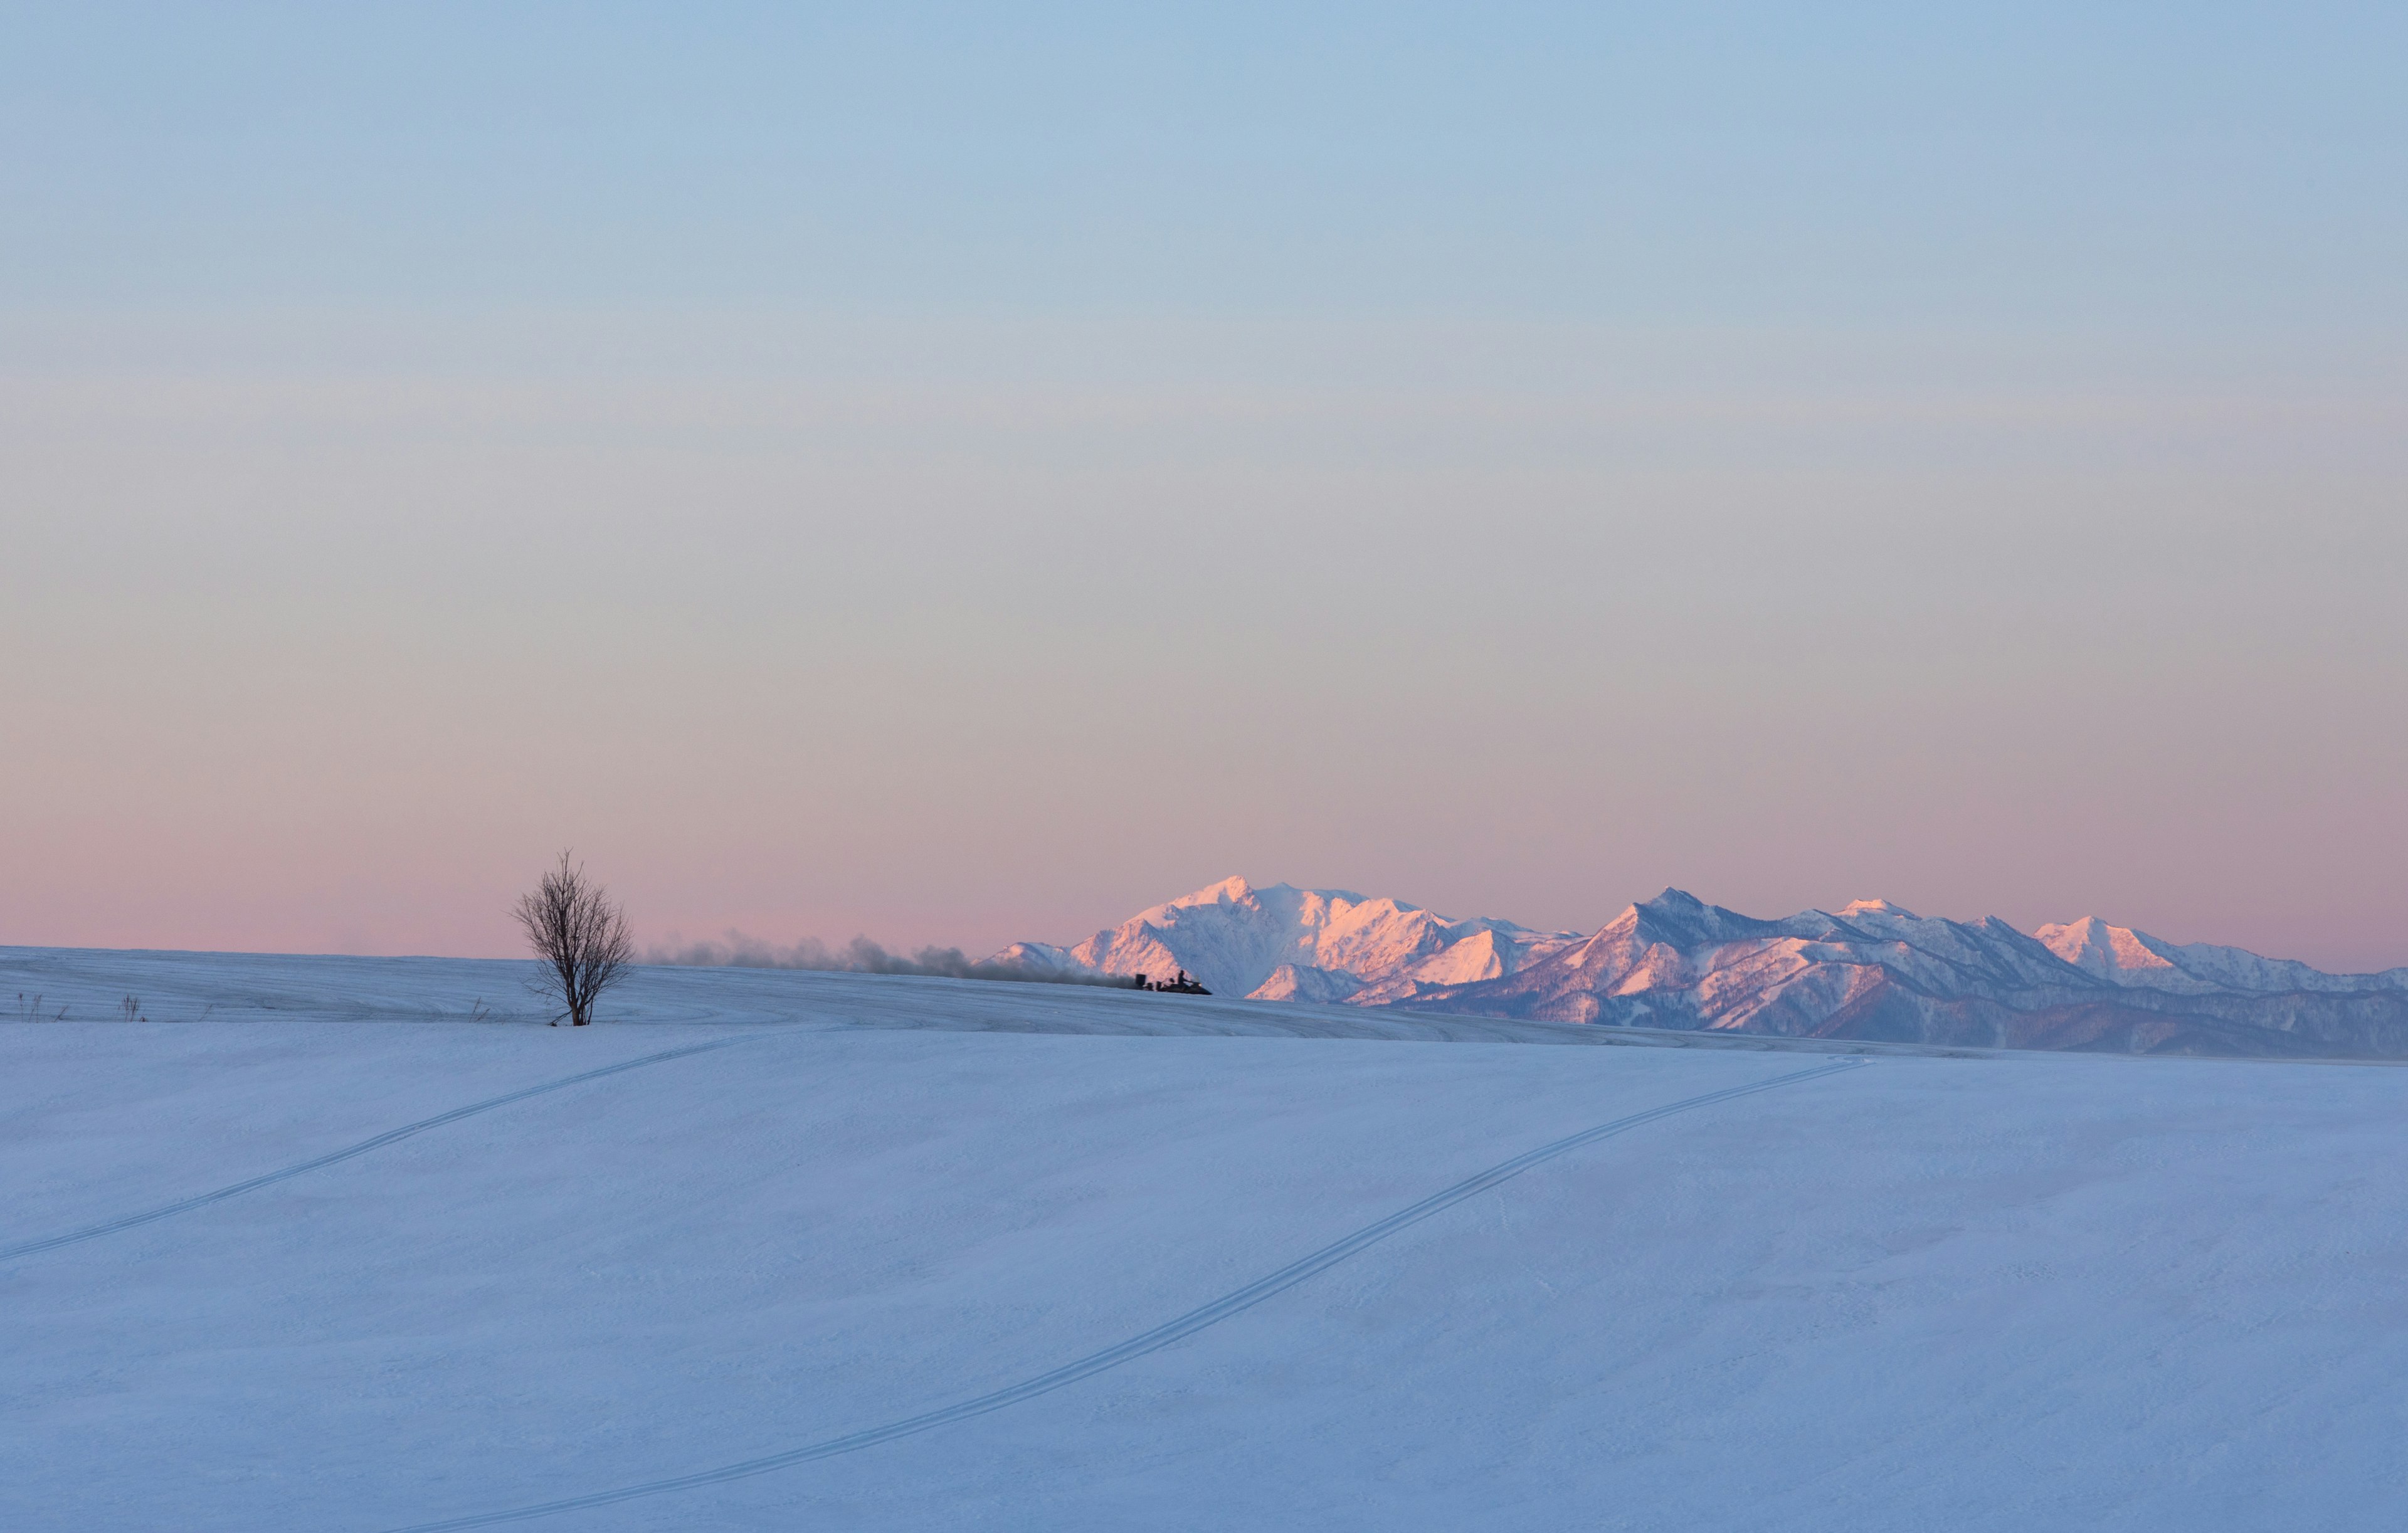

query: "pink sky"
xmin=6 ymin=315 xmax=2402 ymax=974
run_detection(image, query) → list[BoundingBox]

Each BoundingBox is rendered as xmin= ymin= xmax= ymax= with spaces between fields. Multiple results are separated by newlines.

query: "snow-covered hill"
xmin=990 ymin=877 xmax=1580 ymax=1004
xmin=4 ymin=949 xmax=2406 ymax=1530
xmin=1001 ymin=882 xmax=2408 ymax=1056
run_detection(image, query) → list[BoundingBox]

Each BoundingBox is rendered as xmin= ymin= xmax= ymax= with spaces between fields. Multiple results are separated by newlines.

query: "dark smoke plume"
xmin=645 ymin=932 xmax=1137 ymax=988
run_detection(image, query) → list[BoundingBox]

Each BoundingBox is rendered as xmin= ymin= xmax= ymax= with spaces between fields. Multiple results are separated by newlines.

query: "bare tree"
xmin=514 ymin=851 xmax=634 ymax=1026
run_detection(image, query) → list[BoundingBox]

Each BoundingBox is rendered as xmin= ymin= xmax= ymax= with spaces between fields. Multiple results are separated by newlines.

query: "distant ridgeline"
xmin=991 ymin=878 xmax=2408 ymax=1058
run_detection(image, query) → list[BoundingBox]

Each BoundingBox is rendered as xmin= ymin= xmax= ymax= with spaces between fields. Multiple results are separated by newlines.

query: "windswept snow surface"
xmin=4 ymin=947 xmax=2407 ymax=1531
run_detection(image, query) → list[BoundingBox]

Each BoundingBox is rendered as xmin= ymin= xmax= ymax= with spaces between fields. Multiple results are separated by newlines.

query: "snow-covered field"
xmin=5 ymin=948 xmax=2405 ymax=1531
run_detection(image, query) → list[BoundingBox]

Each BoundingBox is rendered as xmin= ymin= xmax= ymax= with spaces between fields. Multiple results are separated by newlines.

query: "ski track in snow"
xmin=13 ymin=952 xmax=2403 ymax=1531
xmin=0 ymin=1033 xmax=791 ymax=1263
xmin=378 ymin=1058 xmax=1864 ymax=1532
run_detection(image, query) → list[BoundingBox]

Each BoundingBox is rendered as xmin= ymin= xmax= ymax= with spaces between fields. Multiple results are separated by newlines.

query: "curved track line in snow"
xmin=0 ymin=1033 xmax=787 ymax=1263
xmin=383 ymin=1056 xmax=1866 ymax=1532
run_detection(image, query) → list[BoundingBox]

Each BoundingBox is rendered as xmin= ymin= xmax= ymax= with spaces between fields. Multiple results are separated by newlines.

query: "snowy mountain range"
xmin=993 ymin=878 xmax=2408 ymax=1056
xmin=991 ymin=877 xmax=1583 ymax=1006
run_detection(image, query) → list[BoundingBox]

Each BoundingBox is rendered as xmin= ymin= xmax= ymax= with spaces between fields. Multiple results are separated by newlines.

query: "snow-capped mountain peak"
xmin=990 ymin=877 xmax=1578 ymax=1003
xmin=1148 ymin=875 xmax=1284 ymax=915
xmin=1605 ymin=888 xmax=1784 ymax=953
xmin=2036 ymin=916 xmax=2185 ymax=981
xmin=2034 ymin=917 xmax=2408 ymax=998
xmin=1838 ymin=898 xmax=1918 ymax=919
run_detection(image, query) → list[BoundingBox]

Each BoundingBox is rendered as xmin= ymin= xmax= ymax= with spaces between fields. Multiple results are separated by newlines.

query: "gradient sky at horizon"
xmin=5 ymin=3 xmax=2405 ymax=969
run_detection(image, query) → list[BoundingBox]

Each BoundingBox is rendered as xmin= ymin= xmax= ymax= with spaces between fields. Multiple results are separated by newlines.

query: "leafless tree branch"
xmin=514 ymin=850 xmax=634 ymax=1026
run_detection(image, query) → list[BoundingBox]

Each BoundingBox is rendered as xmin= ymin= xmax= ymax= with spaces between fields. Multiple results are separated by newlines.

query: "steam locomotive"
xmin=1132 ymin=970 xmax=1211 ymax=995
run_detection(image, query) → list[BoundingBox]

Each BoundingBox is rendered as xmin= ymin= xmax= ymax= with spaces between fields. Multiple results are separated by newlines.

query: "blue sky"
xmin=10 ymin=3 xmax=2402 ymax=323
